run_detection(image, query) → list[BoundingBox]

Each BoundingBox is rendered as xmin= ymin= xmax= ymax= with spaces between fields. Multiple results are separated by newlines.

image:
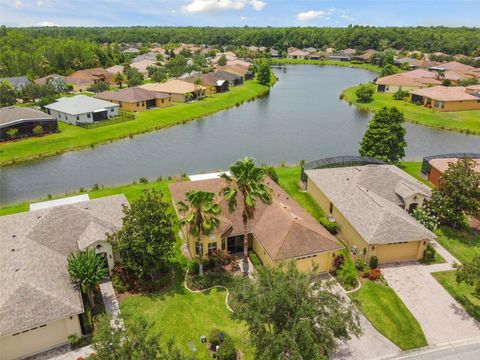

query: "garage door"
xmin=375 ymin=241 xmax=420 ymax=263
xmin=296 ymin=252 xmax=332 ymax=273
xmin=0 ymin=319 xmax=70 ymax=360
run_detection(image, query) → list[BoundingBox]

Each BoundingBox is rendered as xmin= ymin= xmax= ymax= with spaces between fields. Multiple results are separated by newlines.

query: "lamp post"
xmin=218 ymin=332 xmax=225 ymax=360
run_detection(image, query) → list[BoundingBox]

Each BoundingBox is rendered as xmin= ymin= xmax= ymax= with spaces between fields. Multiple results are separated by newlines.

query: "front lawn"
xmin=432 ymin=271 xmax=480 ymax=321
xmin=349 ymin=281 xmax=427 ymax=350
xmin=435 ymin=226 xmax=480 ymax=264
xmin=341 ymin=85 xmax=480 ymax=135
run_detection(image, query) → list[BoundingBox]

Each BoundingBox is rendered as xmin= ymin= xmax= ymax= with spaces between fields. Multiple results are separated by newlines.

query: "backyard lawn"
xmin=342 ymin=85 xmax=480 ymax=134
xmin=349 ymin=281 xmax=427 ymax=350
xmin=435 ymin=226 xmax=480 ymax=264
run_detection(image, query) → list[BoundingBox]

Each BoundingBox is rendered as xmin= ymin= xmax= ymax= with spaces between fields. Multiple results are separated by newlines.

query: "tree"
xmin=359 ymin=106 xmax=407 ymax=164
xmin=108 ymin=190 xmax=176 ymax=281
xmin=355 ymin=84 xmax=374 ymax=102
xmin=32 ymin=124 xmax=44 ymax=135
xmin=221 ymin=158 xmax=272 ymax=276
xmin=412 ymin=207 xmax=439 ymax=231
xmin=429 ymin=157 xmax=480 ymax=228
xmin=456 ymin=255 xmax=480 ymax=295
xmin=193 ymin=77 xmax=204 ymax=98
xmin=256 ymin=59 xmax=271 ymax=85
xmin=92 ymin=314 xmax=192 ymax=360
xmin=125 ymin=67 xmax=144 ymax=87
xmin=235 ymin=262 xmax=361 ymax=359
xmin=113 ymin=72 xmax=125 ymax=88
xmin=217 ymin=55 xmax=227 ymax=66
xmin=87 ymin=81 xmax=109 ymax=93
xmin=165 ymin=55 xmax=189 ymax=77
xmin=48 ymin=77 xmax=69 ymax=93
xmin=0 ymin=81 xmax=16 ymax=106
xmin=67 ymin=248 xmax=108 ymax=307
xmin=380 ymin=64 xmax=395 ymax=77
xmin=177 ymin=190 xmax=221 ymax=276
xmin=148 ymin=66 xmax=168 ymax=83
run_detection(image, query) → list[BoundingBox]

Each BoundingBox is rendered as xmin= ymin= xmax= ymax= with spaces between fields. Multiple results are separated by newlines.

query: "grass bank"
xmin=270 ymin=58 xmax=381 ymax=73
xmin=0 ymin=80 xmax=270 ymax=167
xmin=349 ymin=281 xmax=427 ymax=350
xmin=341 ymin=85 xmax=480 ymax=135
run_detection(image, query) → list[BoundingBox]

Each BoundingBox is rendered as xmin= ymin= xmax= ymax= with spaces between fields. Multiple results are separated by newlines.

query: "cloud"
xmin=296 ymin=10 xmax=329 ymax=22
xmin=36 ymin=20 xmax=57 ymax=26
xmin=182 ymin=0 xmax=265 ymax=14
xmin=14 ymin=0 xmax=23 ymax=9
xmin=340 ymin=14 xmax=354 ymax=22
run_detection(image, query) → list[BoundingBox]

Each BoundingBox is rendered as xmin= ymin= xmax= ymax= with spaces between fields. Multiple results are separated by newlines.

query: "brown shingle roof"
xmin=411 ymin=86 xmax=480 ymax=101
xmin=68 ymin=68 xmax=114 ymax=84
xmin=94 ymin=87 xmax=169 ymax=103
xmin=139 ymin=79 xmax=205 ymax=95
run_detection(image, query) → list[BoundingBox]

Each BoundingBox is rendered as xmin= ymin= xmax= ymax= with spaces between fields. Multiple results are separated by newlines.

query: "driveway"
xmin=382 ymin=264 xmax=480 ymax=345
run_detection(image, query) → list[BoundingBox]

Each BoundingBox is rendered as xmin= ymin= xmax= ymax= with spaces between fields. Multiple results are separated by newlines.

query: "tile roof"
xmin=106 ymin=65 xmax=124 ymax=75
xmin=130 ymin=59 xmax=158 ymax=74
xmin=0 ymin=195 xmax=127 ymax=336
xmin=139 ymin=79 xmax=205 ymax=95
xmin=411 ymin=86 xmax=480 ymax=101
xmin=95 ymin=87 xmax=170 ymax=103
xmin=67 ymin=68 xmax=114 ymax=84
xmin=170 ymin=178 xmax=342 ymax=261
xmin=34 ymin=74 xmax=65 ymax=85
xmin=0 ymin=106 xmax=55 ymax=127
xmin=429 ymin=158 xmax=480 ymax=174
xmin=376 ymin=73 xmax=441 ymax=87
xmin=45 ymin=95 xmax=119 ymax=115
xmin=305 ymin=165 xmax=435 ymax=245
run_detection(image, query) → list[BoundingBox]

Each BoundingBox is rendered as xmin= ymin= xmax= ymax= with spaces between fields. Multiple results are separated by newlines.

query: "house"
xmin=216 ymin=64 xmax=253 ymax=80
xmin=211 ymin=71 xmax=244 ymax=86
xmin=308 ymin=52 xmax=326 ymax=60
xmin=0 ymin=106 xmax=57 ymax=141
xmin=0 ymin=76 xmax=31 ymax=90
xmin=328 ymin=53 xmax=351 ymax=61
xmin=66 ymin=68 xmax=115 ymax=86
xmin=351 ymin=49 xmax=377 ymax=62
xmin=422 ymin=154 xmax=480 ymax=188
xmin=45 ymin=95 xmax=119 ymax=125
xmin=122 ymin=47 xmax=140 ymax=54
xmin=303 ymin=47 xmax=317 ymax=53
xmin=410 ymin=86 xmax=480 ymax=111
xmin=106 ymin=65 xmax=125 ymax=75
xmin=287 ymin=49 xmax=309 ymax=60
xmin=305 ymin=164 xmax=436 ymax=264
xmin=342 ymin=48 xmax=357 ymax=56
xmin=429 ymin=61 xmax=480 ymax=79
xmin=94 ymin=87 xmax=171 ymax=112
xmin=0 ymin=195 xmax=127 ymax=360
xmin=131 ymin=52 xmax=158 ymax=63
xmin=34 ymin=74 xmax=65 ymax=86
xmin=270 ymin=49 xmax=279 ymax=57
xmin=184 ymin=73 xmax=229 ymax=95
xmin=375 ymin=70 xmax=442 ymax=93
xmin=139 ymin=79 xmax=206 ymax=102
xmin=170 ymin=177 xmax=342 ymax=273
xmin=130 ymin=59 xmax=158 ymax=77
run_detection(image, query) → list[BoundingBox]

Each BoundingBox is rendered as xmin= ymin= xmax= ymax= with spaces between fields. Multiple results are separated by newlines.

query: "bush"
xmin=412 ymin=207 xmax=438 ymax=231
xmin=209 ymin=329 xmax=236 ymax=360
xmin=5 ymin=128 xmax=19 ymax=139
xmin=68 ymin=334 xmax=80 ymax=347
xmin=32 ymin=124 xmax=44 ymax=135
xmin=368 ymin=268 xmax=381 ymax=281
xmin=138 ymin=177 xmax=148 ymax=184
xmin=423 ymin=244 xmax=436 ymax=263
xmin=336 ymin=262 xmax=358 ymax=289
xmin=319 ymin=217 xmax=338 ymax=234
xmin=187 ymin=259 xmax=200 ymax=275
xmin=355 ymin=84 xmax=374 ymax=102
xmin=87 ymin=81 xmax=109 ymax=93
xmin=355 ymin=259 xmax=367 ymax=271
xmin=392 ymin=89 xmax=409 ymax=100
xmin=111 ymin=273 xmax=127 ymax=293
xmin=249 ymin=252 xmax=263 ymax=268
xmin=370 ymin=256 xmax=379 ymax=269
xmin=333 ymin=254 xmax=345 ymax=270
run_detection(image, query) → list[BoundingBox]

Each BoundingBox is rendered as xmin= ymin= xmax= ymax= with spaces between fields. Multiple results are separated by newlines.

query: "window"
xmin=87 ymin=113 xmax=91 ymax=118
xmin=221 ymin=238 xmax=226 ymax=250
xmin=208 ymin=242 xmax=217 ymax=254
xmin=195 ymin=242 xmax=202 ymax=256
xmin=137 ymin=102 xmax=139 ymax=107
xmin=77 ymin=116 xmax=79 ymax=120
xmin=161 ymin=99 xmax=164 ymax=103
xmin=110 ymin=108 xmax=114 ymax=112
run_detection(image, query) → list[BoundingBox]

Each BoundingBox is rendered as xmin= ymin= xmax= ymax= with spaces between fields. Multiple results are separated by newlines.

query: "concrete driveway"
xmin=382 ymin=264 xmax=480 ymax=345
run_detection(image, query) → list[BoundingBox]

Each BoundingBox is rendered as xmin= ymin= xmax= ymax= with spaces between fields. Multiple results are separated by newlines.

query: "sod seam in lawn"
xmin=341 ymin=85 xmax=480 ymax=135
xmin=0 ymin=80 xmax=270 ymax=167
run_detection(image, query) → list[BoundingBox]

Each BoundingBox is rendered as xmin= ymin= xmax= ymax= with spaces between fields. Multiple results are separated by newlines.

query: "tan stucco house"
xmin=95 ymin=87 xmax=171 ymax=112
xmin=140 ymin=79 xmax=206 ymax=102
xmin=0 ymin=195 xmax=127 ymax=360
xmin=411 ymin=86 xmax=480 ymax=112
xmin=170 ymin=177 xmax=342 ymax=274
xmin=305 ymin=165 xmax=436 ymax=264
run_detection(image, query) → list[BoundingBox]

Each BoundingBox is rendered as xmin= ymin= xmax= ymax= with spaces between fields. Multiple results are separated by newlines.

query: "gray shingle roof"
xmin=0 ymin=76 xmax=31 ymax=89
xmin=44 ymin=95 xmax=119 ymax=115
xmin=0 ymin=106 xmax=55 ymax=127
xmin=305 ymin=165 xmax=435 ymax=245
xmin=0 ymin=195 xmax=127 ymax=336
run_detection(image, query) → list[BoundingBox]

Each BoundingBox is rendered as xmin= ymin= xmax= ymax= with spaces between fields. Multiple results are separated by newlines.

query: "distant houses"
xmin=94 ymin=87 xmax=171 ymax=112
xmin=65 ymin=68 xmax=115 ymax=92
xmin=0 ymin=106 xmax=57 ymax=141
xmin=0 ymin=76 xmax=31 ymax=90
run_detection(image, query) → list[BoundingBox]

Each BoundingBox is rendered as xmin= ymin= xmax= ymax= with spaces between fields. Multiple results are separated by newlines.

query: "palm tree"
xmin=67 ymin=249 xmax=108 ymax=307
xmin=178 ymin=190 xmax=221 ymax=276
xmin=221 ymin=157 xmax=272 ymax=277
xmin=436 ymin=69 xmax=446 ymax=80
xmin=114 ymin=72 xmax=125 ymax=88
xmin=193 ymin=77 xmax=204 ymax=99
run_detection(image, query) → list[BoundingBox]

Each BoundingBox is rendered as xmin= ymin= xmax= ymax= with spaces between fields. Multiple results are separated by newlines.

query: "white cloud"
xmin=14 ymin=0 xmax=23 ymax=9
xmin=296 ymin=10 xmax=328 ymax=22
xmin=36 ymin=20 xmax=57 ymax=26
xmin=340 ymin=14 xmax=354 ymax=22
xmin=182 ymin=0 xmax=265 ymax=14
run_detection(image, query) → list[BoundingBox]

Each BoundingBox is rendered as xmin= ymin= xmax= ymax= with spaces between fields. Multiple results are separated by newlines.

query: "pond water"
xmin=1 ymin=65 xmax=479 ymax=204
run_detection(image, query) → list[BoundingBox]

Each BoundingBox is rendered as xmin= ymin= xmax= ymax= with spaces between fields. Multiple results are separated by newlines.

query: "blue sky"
xmin=0 ymin=0 xmax=479 ymax=27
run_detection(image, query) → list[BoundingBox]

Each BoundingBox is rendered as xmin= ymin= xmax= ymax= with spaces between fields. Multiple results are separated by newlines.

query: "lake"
xmin=1 ymin=65 xmax=479 ymax=204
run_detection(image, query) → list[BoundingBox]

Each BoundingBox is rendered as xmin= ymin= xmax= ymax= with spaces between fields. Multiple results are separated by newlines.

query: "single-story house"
xmin=342 ymin=48 xmax=357 ymax=56
xmin=211 ymin=71 xmax=244 ymax=87
xmin=45 ymin=95 xmax=119 ymax=125
xmin=184 ymin=73 xmax=229 ymax=95
xmin=106 ymin=65 xmax=125 ymax=75
xmin=216 ymin=64 xmax=253 ymax=80
xmin=375 ymin=70 xmax=442 ymax=93
xmin=270 ymin=49 xmax=279 ymax=57
xmin=287 ymin=49 xmax=309 ymax=60
xmin=130 ymin=59 xmax=158 ymax=77
xmin=34 ymin=74 xmax=65 ymax=86
xmin=122 ymin=47 xmax=140 ymax=54
xmin=131 ymin=52 xmax=158 ymax=63
xmin=0 ymin=106 xmax=58 ymax=141
xmin=0 ymin=195 xmax=127 ymax=360
xmin=429 ymin=61 xmax=480 ymax=79
xmin=94 ymin=87 xmax=171 ymax=111
xmin=305 ymin=164 xmax=436 ymax=264
xmin=0 ymin=76 xmax=31 ymax=90
xmin=66 ymin=68 xmax=115 ymax=87
xmin=63 ymin=77 xmax=94 ymax=93
xmin=328 ymin=53 xmax=351 ymax=61
xmin=410 ymin=86 xmax=480 ymax=111
xmin=303 ymin=47 xmax=317 ymax=53
xmin=308 ymin=52 xmax=326 ymax=60
xmin=351 ymin=49 xmax=377 ymax=62
xmin=139 ymin=79 xmax=206 ymax=102
xmin=425 ymin=156 xmax=480 ymax=188
xmin=170 ymin=178 xmax=342 ymax=273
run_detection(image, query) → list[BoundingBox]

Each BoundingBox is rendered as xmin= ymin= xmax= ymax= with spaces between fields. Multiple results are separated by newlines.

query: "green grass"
xmin=0 ymin=80 xmax=270 ymax=166
xmin=433 ymin=271 xmax=480 ymax=321
xmin=419 ymin=251 xmax=446 ymax=265
xmin=435 ymin=226 xmax=480 ymax=264
xmin=342 ymin=85 xmax=480 ymax=135
xmin=397 ymin=162 xmax=433 ymax=188
xmin=349 ymin=281 xmax=427 ymax=350
xmin=270 ymin=58 xmax=381 ymax=73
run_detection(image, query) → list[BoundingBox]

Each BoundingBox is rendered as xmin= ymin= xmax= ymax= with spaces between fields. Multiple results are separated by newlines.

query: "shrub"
xmin=333 ymin=254 xmax=345 ymax=270
xmin=138 ymin=177 xmax=148 ymax=184
xmin=6 ymin=128 xmax=19 ymax=139
xmin=249 ymin=252 xmax=263 ymax=269
xmin=336 ymin=262 xmax=358 ymax=289
xmin=370 ymin=256 xmax=379 ymax=269
xmin=187 ymin=259 xmax=200 ymax=275
xmin=68 ymin=334 xmax=80 ymax=347
xmin=423 ymin=244 xmax=436 ymax=263
xmin=355 ymin=259 xmax=367 ymax=271
xmin=111 ymin=273 xmax=127 ymax=293
xmin=442 ymin=79 xmax=452 ymax=87
xmin=319 ymin=217 xmax=338 ymax=234
xmin=217 ymin=338 xmax=236 ymax=360
xmin=355 ymin=84 xmax=374 ymax=102
xmin=392 ymin=89 xmax=409 ymax=100
xmin=209 ymin=328 xmax=229 ymax=346
xmin=412 ymin=207 xmax=438 ymax=231
xmin=368 ymin=268 xmax=381 ymax=281
xmin=32 ymin=125 xmax=44 ymax=135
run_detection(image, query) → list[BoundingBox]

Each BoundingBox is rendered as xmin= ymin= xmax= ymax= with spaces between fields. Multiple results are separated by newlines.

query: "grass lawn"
xmin=0 ymin=80 xmax=270 ymax=166
xmin=397 ymin=162 xmax=433 ymax=188
xmin=349 ymin=281 xmax=427 ymax=350
xmin=433 ymin=271 xmax=480 ymax=321
xmin=270 ymin=58 xmax=381 ymax=73
xmin=435 ymin=226 xmax=480 ymax=264
xmin=341 ymin=85 xmax=480 ymax=135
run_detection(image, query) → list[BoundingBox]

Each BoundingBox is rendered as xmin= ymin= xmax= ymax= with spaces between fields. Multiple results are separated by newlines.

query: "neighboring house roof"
xmin=122 ymin=47 xmax=139 ymax=53
xmin=0 ymin=106 xmax=56 ymax=128
xmin=429 ymin=157 xmax=480 ymax=174
xmin=34 ymin=74 xmax=65 ymax=85
xmin=131 ymin=52 xmax=158 ymax=62
xmin=227 ymin=59 xmax=252 ymax=68
xmin=140 ymin=79 xmax=205 ymax=95
xmin=0 ymin=76 xmax=31 ymax=89
xmin=184 ymin=73 xmax=226 ymax=87
xmin=342 ymin=48 xmax=357 ymax=55
xmin=466 ymin=84 xmax=480 ymax=94
xmin=0 ymin=195 xmax=127 ymax=336
xmin=430 ymin=61 xmax=480 ymax=78
xmin=106 ymin=65 xmax=124 ymax=75
xmin=216 ymin=64 xmax=250 ymax=76
xmin=130 ymin=59 xmax=158 ymax=74
xmin=68 ymin=68 xmax=114 ymax=84
xmin=211 ymin=71 xmax=243 ymax=81
xmin=376 ymin=73 xmax=441 ymax=87
xmin=288 ymin=50 xmax=309 ymax=57
xmin=45 ymin=95 xmax=119 ymax=115
xmin=94 ymin=87 xmax=170 ymax=103
xmin=170 ymin=178 xmax=342 ymax=261
xmin=411 ymin=86 xmax=480 ymax=101
xmin=305 ymin=165 xmax=435 ymax=245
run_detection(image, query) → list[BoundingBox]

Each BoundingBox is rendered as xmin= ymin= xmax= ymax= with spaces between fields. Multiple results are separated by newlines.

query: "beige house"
xmin=0 ymin=195 xmax=127 ymax=360
xmin=411 ymin=86 xmax=480 ymax=111
xmin=305 ymin=165 xmax=436 ymax=264
xmin=376 ymin=70 xmax=442 ymax=93
xmin=170 ymin=177 xmax=342 ymax=274
xmin=140 ymin=79 xmax=206 ymax=102
xmin=130 ymin=59 xmax=158 ymax=77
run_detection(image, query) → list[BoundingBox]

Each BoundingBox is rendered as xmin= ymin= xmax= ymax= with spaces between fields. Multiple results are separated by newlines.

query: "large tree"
xmin=359 ymin=106 xmax=407 ymax=164
xmin=221 ymin=157 xmax=272 ymax=276
xmin=256 ymin=59 xmax=271 ymax=85
xmin=177 ymin=190 xmax=221 ymax=276
xmin=456 ymin=255 xmax=480 ymax=295
xmin=0 ymin=81 xmax=16 ymax=106
xmin=67 ymin=248 xmax=108 ymax=307
xmin=235 ymin=262 xmax=361 ymax=359
xmin=429 ymin=157 xmax=480 ymax=228
xmin=108 ymin=190 xmax=176 ymax=281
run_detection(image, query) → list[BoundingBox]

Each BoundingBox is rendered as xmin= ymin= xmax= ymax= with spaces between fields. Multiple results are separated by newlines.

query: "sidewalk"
xmin=424 ymin=239 xmax=461 ymax=273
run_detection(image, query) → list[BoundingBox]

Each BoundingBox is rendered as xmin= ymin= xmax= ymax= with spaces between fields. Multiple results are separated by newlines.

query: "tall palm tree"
xmin=114 ymin=72 xmax=125 ymax=88
xmin=221 ymin=157 xmax=272 ymax=277
xmin=193 ymin=77 xmax=204 ymax=99
xmin=178 ymin=190 xmax=221 ymax=276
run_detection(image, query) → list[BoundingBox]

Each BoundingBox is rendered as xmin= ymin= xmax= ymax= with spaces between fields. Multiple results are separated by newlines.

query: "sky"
xmin=0 ymin=0 xmax=479 ymax=28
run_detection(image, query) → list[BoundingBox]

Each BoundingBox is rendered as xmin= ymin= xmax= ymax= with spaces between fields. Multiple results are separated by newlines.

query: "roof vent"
xmin=11 ymin=248 xmax=15 ymax=252
xmin=12 ymin=234 xmax=16 ymax=238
